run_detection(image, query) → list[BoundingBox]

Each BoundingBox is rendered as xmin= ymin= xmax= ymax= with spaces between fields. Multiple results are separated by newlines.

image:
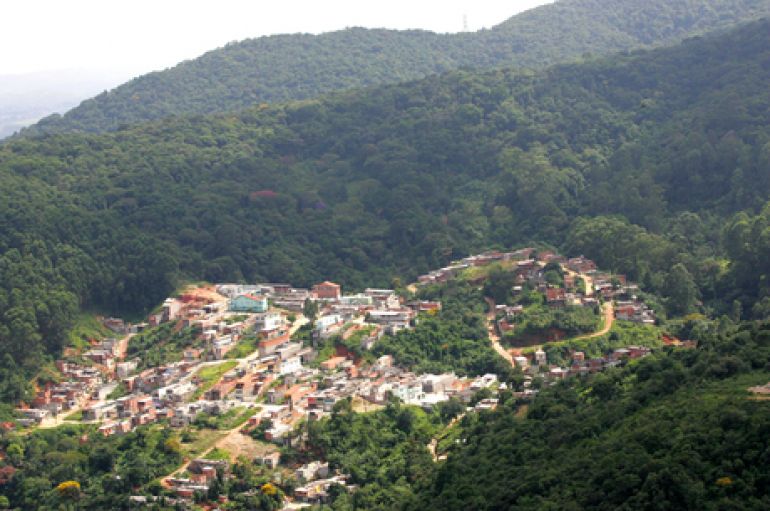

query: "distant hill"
xmin=19 ymin=0 xmax=770 ymax=136
xmin=0 ymin=70 xmax=130 ymax=138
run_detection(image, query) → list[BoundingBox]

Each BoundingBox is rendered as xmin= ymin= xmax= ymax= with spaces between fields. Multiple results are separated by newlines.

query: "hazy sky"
xmin=1 ymin=0 xmax=552 ymax=77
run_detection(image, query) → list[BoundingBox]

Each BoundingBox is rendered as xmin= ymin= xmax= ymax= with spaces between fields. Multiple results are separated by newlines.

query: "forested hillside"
xmin=411 ymin=320 xmax=770 ymax=510
xmin=19 ymin=0 xmax=770 ymax=136
xmin=1 ymin=20 xmax=770 ymax=398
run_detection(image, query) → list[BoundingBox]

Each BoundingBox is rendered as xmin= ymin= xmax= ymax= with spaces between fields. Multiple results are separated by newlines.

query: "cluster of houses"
xmin=166 ymin=458 xmax=230 ymax=499
xmin=20 ymin=269 xmax=443 ymax=432
xmin=417 ymin=248 xmax=536 ymax=285
xmin=62 ymin=251 xmax=658 ymax=446
xmin=84 ymin=352 xmax=260 ymax=437
xmin=16 ymin=360 xmax=105 ymax=426
xmin=294 ymin=474 xmax=353 ymax=505
xmin=234 ymin=353 xmax=500 ymax=505
xmin=26 ymin=248 xmax=674 ymax=508
xmin=242 ymin=354 xmax=499 ymax=448
xmin=68 ymin=276 xmax=446 ymax=443
xmin=590 ymin=274 xmax=656 ymax=325
xmin=420 ymin=248 xmax=658 ymax=335
xmin=615 ymin=299 xmax=656 ymax=325
xmin=218 ymin=281 xmax=439 ymax=343
xmin=509 ymin=345 xmax=654 ymax=383
xmin=92 ymin=395 xmax=159 ymax=436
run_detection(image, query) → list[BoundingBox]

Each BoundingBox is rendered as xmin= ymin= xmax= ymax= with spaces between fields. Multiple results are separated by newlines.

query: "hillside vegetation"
xmin=18 ymin=0 xmax=770 ymax=136
xmin=413 ymin=320 xmax=770 ymax=510
xmin=1 ymin=19 xmax=770 ymax=399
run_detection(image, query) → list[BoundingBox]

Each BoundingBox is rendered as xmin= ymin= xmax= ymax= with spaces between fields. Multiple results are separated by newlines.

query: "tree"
xmin=483 ymin=267 xmax=517 ymax=304
xmin=731 ymin=300 xmax=743 ymax=322
xmin=303 ymin=298 xmax=319 ymax=322
xmin=6 ymin=442 xmax=23 ymax=466
xmin=665 ymin=263 xmax=700 ymax=316
xmin=55 ymin=480 xmax=81 ymax=500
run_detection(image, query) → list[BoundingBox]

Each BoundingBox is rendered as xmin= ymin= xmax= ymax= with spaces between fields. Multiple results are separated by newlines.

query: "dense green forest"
xmin=0 ymin=421 xmax=289 ymax=510
xmin=413 ymin=320 xmax=770 ymax=510
xmin=0 ymin=425 xmax=181 ymax=510
xmin=2 ymin=19 xmax=770 ymax=394
xmin=307 ymin=398 xmax=446 ymax=510
xmin=18 ymin=0 xmax=770 ymax=136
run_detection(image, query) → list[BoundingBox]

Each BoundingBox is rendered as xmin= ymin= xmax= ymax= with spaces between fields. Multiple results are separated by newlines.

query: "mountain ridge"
xmin=17 ymin=0 xmax=770 ymax=137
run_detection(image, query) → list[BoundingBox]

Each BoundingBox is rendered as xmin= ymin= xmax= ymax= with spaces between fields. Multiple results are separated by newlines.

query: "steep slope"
xmin=414 ymin=321 xmax=770 ymax=510
xmin=19 ymin=0 xmax=770 ymax=136
xmin=1 ymin=19 xmax=770 ymax=398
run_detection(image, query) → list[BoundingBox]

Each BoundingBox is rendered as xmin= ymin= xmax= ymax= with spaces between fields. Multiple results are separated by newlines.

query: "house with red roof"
xmin=312 ymin=281 xmax=341 ymax=300
xmin=545 ymin=287 xmax=567 ymax=308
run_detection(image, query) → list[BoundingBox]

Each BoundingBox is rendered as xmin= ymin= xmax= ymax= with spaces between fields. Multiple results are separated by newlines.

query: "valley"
xmin=1 ymin=2 xmax=770 ymax=510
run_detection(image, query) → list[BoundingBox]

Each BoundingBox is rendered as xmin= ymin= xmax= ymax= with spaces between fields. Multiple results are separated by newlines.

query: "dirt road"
xmin=428 ymin=413 xmax=464 ymax=462
xmin=163 ymin=407 xmax=261 ymax=484
xmin=484 ymin=297 xmax=515 ymax=366
xmin=484 ymin=294 xmax=614 ymax=360
xmin=115 ymin=332 xmax=135 ymax=360
xmin=572 ymin=302 xmax=614 ymax=341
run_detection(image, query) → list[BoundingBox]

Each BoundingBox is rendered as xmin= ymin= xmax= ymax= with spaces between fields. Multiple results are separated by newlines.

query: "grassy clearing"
xmin=181 ymin=428 xmax=225 ymax=458
xmin=107 ymin=382 xmax=129 ymax=400
xmin=225 ymin=335 xmax=259 ymax=359
xmin=351 ymin=396 xmax=384 ymax=413
xmin=206 ymin=447 xmax=231 ymax=460
xmin=225 ymin=407 xmax=259 ymax=429
xmin=194 ymin=406 xmax=259 ymax=430
xmin=192 ymin=361 xmax=238 ymax=400
xmin=67 ymin=313 xmax=111 ymax=349
xmin=458 ymin=261 xmax=516 ymax=283
xmin=64 ymin=410 xmax=83 ymax=421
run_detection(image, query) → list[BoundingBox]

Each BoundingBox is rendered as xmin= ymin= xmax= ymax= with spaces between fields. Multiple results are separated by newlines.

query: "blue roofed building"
xmin=229 ymin=294 xmax=268 ymax=313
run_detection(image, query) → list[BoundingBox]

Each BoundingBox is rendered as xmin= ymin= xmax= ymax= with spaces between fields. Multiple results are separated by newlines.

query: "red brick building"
xmin=312 ymin=281 xmax=341 ymax=300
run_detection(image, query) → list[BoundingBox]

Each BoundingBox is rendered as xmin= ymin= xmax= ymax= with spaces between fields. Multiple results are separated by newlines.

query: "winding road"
xmin=572 ymin=301 xmax=614 ymax=341
xmin=484 ymin=296 xmax=615 ymax=366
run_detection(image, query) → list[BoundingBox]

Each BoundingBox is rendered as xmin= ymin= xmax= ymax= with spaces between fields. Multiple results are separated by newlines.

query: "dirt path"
xmin=563 ymin=269 xmax=595 ymax=297
xmin=163 ymin=413 xmax=260 ymax=485
xmin=484 ymin=297 xmax=515 ymax=367
xmin=428 ymin=413 xmax=464 ymax=462
xmin=484 ymin=294 xmax=614 ymax=359
xmin=216 ymin=426 xmax=274 ymax=462
xmin=572 ymin=302 xmax=614 ymax=341
xmin=115 ymin=332 xmax=135 ymax=360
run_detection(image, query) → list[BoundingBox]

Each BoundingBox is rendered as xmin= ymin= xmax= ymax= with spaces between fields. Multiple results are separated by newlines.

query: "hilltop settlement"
xmin=13 ymin=247 xmax=677 ymax=508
